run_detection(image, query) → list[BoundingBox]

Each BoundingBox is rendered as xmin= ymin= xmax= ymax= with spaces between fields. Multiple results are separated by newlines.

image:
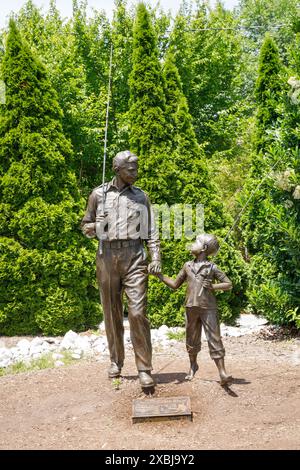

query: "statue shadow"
xmin=220 ymin=377 xmax=251 ymax=398
xmin=122 ymin=372 xmax=187 ymax=384
xmin=122 ymin=374 xmax=251 ymax=397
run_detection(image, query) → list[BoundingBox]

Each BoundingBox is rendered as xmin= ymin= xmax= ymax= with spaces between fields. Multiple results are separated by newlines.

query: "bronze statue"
xmin=154 ymin=233 xmax=232 ymax=385
xmin=81 ymin=150 xmax=161 ymax=388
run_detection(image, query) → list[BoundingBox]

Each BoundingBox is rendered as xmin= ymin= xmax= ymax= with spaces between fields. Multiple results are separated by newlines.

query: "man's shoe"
xmin=108 ymin=362 xmax=121 ymax=378
xmin=139 ymin=371 xmax=155 ymax=388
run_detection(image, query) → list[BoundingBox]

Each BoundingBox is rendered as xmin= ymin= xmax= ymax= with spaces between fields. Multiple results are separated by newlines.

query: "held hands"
xmin=82 ymin=223 xmax=96 ymax=238
xmin=148 ymin=261 xmax=161 ymax=275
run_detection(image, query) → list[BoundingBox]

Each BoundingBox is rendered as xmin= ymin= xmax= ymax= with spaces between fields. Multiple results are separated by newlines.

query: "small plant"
xmin=112 ymin=378 xmax=122 ymax=390
xmin=0 ymin=350 xmax=80 ymax=377
xmin=167 ymin=330 xmax=185 ymax=341
xmin=61 ymin=350 xmax=78 ymax=365
xmin=0 ymin=353 xmax=55 ymax=377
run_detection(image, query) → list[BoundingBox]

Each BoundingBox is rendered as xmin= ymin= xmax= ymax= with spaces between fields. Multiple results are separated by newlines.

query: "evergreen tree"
xmin=238 ymin=33 xmax=300 ymax=326
xmin=240 ymin=35 xmax=284 ymax=254
xmin=128 ymin=2 xmax=167 ymax=156
xmin=158 ymin=50 xmax=247 ymax=326
xmin=0 ymin=19 xmax=101 ymax=335
xmin=255 ymin=34 xmax=284 ymax=153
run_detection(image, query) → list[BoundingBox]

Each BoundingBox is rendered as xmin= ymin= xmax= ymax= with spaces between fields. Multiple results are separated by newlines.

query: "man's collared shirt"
xmin=81 ymin=178 xmax=160 ymax=260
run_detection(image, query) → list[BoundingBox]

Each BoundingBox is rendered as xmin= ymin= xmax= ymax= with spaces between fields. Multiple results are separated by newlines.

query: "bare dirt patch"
xmin=0 ymin=334 xmax=299 ymax=450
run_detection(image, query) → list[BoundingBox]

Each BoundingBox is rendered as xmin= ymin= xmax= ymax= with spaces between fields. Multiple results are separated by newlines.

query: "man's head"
xmin=190 ymin=233 xmax=220 ymax=257
xmin=113 ymin=150 xmax=138 ymax=185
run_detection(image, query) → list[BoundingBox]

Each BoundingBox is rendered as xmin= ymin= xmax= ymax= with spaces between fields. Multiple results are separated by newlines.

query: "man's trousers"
xmin=96 ymin=240 xmax=152 ymax=371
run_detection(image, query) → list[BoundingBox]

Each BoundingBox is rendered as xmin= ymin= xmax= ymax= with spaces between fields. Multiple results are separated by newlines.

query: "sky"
xmin=0 ymin=0 xmax=240 ymax=28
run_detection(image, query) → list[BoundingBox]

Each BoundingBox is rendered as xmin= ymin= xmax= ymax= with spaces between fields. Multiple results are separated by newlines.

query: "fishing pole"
xmin=97 ymin=42 xmax=113 ymax=254
xmin=198 ymin=156 xmax=282 ymax=295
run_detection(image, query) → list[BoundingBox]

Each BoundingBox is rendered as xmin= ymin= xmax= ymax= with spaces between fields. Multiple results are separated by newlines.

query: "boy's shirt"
xmin=175 ymin=260 xmax=231 ymax=309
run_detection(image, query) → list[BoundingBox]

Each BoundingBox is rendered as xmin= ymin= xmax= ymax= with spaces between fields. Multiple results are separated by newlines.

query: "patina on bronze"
xmin=81 ymin=150 xmax=161 ymax=389
xmin=155 ymin=234 xmax=233 ymax=386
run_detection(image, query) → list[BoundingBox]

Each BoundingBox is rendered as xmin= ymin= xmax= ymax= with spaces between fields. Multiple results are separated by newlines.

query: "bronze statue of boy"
xmin=154 ymin=233 xmax=232 ymax=385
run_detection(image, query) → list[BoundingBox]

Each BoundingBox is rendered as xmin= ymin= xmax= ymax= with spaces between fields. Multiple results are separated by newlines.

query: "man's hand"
xmin=148 ymin=261 xmax=161 ymax=274
xmin=82 ymin=223 xmax=96 ymax=238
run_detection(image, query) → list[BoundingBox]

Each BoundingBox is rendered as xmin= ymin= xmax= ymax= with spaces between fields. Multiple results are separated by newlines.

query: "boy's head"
xmin=190 ymin=233 xmax=220 ymax=257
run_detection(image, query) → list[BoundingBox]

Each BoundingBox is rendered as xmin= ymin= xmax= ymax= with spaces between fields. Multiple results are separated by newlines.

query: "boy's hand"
xmin=150 ymin=272 xmax=163 ymax=280
xmin=202 ymin=279 xmax=213 ymax=290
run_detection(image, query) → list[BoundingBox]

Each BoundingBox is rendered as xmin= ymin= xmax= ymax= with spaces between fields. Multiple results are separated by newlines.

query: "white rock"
xmin=0 ymin=358 xmax=12 ymax=368
xmin=89 ymin=334 xmax=99 ymax=343
xmin=158 ymin=325 xmax=169 ymax=334
xmin=93 ymin=337 xmax=106 ymax=347
xmin=74 ymin=336 xmax=91 ymax=353
xmin=54 ymin=360 xmax=64 ymax=367
xmin=17 ymin=339 xmax=31 ymax=354
xmin=52 ymin=353 xmax=64 ymax=360
xmin=98 ymin=321 xmax=106 ymax=332
xmin=93 ymin=344 xmax=107 ymax=353
xmin=10 ymin=347 xmax=20 ymax=358
xmin=73 ymin=349 xmax=83 ymax=356
xmin=150 ymin=330 xmax=159 ymax=340
xmin=29 ymin=345 xmax=44 ymax=356
xmin=32 ymin=353 xmax=42 ymax=359
xmin=31 ymin=337 xmax=44 ymax=347
xmin=59 ymin=330 xmax=79 ymax=350
xmin=160 ymin=338 xmax=171 ymax=347
xmin=93 ymin=337 xmax=108 ymax=353
xmin=45 ymin=338 xmax=56 ymax=344
xmin=237 ymin=314 xmax=268 ymax=328
xmin=221 ymin=326 xmax=243 ymax=337
xmin=71 ymin=353 xmax=81 ymax=360
xmin=0 ymin=347 xmax=12 ymax=359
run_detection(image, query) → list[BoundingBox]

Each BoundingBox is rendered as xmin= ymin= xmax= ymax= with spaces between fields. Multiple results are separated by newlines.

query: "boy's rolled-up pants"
xmin=185 ymin=307 xmax=225 ymax=359
xmin=96 ymin=239 xmax=152 ymax=371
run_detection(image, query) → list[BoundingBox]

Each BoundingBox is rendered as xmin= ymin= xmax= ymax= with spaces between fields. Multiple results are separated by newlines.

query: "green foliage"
xmin=1 ymin=0 xmax=299 ymax=332
xmin=0 ymin=20 xmax=101 ymax=335
xmin=241 ymin=31 xmax=300 ymax=325
xmin=128 ymin=2 xmax=167 ymax=155
xmin=128 ymin=8 xmax=247 ymax=326
xmin=167 ymin=329 xmax=185 ymax=341
xmin=255 ymin=34 xmax=285 ymax=152
xmin=0 ymin=350 xmax=79 ymax=377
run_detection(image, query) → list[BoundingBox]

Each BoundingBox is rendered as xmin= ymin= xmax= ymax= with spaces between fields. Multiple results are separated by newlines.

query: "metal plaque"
xmin=132 ymin=396 xmax=192 ymax=423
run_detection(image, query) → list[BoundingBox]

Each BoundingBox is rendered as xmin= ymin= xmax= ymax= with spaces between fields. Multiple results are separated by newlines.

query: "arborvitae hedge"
xmin=0 ymin=19 xmax=101 ymax=335
xmin=239 ymin=34 xmax=300 ymax=327
xmin=129 ymin=7 xmax=247 ymax=327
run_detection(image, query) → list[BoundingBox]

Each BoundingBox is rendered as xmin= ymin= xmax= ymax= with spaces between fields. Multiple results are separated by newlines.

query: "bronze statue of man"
xmin=81 ymin=150 xmax=161 ymax=388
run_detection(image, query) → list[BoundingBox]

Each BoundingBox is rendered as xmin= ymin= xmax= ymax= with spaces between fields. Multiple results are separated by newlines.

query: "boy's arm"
xmin=156 ymin=267 xmax=187 ymax=290
xmin=209 ymin=266 xmax=232 ymax=292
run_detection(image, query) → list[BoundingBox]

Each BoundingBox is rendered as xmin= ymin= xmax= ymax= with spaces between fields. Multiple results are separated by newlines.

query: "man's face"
xmin=117 ymin=161 xmax=138 ymax=185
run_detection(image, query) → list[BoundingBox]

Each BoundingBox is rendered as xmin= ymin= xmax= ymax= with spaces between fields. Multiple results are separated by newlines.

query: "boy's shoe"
xmin=139 ymin=371 xmax=155 ymax=388
xmin=108 ymin=362 xmax=121 ymax=378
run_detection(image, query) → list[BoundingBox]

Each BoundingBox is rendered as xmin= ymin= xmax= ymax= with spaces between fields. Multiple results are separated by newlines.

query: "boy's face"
xmin=190 ymin=239 xmax=205 ymax=256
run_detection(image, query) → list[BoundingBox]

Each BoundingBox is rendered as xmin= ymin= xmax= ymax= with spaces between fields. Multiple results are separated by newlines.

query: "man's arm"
xmin=81 ymin=190 xmax=97 ymax=238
